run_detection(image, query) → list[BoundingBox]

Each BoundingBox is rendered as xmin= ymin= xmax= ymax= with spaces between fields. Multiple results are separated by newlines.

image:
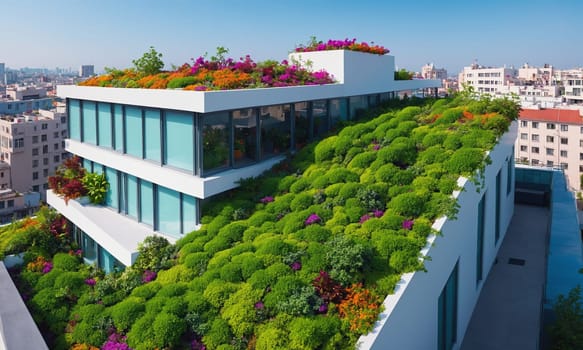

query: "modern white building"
xmin=515 ymin=108 xmax=583 ymax=192
xmin=458 ymin=63 xmax=517 ymax=94
xmin=51 ymin=49 xmax=441 ymax=272
xmin=422 ymin=63 xmax=448 ymax=80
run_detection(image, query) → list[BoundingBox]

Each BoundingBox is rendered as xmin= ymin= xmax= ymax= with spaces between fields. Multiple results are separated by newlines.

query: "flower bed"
xmin=8 ymin=94 xmax=519 ymax=349
xmin=294 ymin=37 xmax=390 ymax=55
xmin=49 ymin=156 xmax=109 ymax=205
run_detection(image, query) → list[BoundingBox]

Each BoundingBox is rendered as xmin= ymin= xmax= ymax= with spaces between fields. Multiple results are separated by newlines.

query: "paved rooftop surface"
xmin=461 ymin=204 xmax=549 ymax=350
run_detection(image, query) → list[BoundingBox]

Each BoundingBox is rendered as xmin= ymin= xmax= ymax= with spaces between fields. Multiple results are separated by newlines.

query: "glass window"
xmin=157 ymin=186 xmax=181 ymax=236
xmin=349 ymin=95 xmax=368 ymax=119
xmin=547 ymin=123 xmax=555 ymax=130
xmin=69 ymin=99 xmax=81 ymax=140
xmin=260 ymin=104 xmax=291 ymax=158
xmin=202 ymin=112 xmax=229 ymax=173
xmin=98 ymin=102 xmax=113 ymax=148
xmin=105 ymin=167 xmax=118 ymax=209
xmin=561 ymin=124 xmax=568 ymax=132
xmin=312 ymin=100 xmax=329 ymax=139
xmin=294 ymin=102 xmax=309 ymax=149
xmin=125 ymin=106 xmax=143 ymax=158
xmin=532 ymin=134 xmax=539 ymax=142
xmin=140 ymin=180 xmax=154 ymax=226
xmin=165 ymin=111 xmax=194 ymax=172
xmin=495 ymin=170 xmax=501 ymax=243
xmin=546 ymin=136 xmax=554 ymax=143
xmin=182 ymin=194 xmax=197 ymax=234
xmin=114 ymin=105 xmax=124 ymax=152
xmin=532 ymin=122 xmax=539 ymax=128
xmin=82 ymin=101 xmax=97 ymax=144
xmin=561 ymin=137 xmax=568 ymax=145
xmin=520 ymin=133 xmax=528 ymax=140
xmin=560 ymin=150 xmax=568 ymax=157
xmin=144 ymin=109 xmax=161 ymax=162
xmin=233 ymin=108 xmax=258 ymax=166
xmin=330 ymin=98 xmax=348 ymax=127
xmin=127 ymin=175 xmax=138 ymax=219
xmin=83 ymin=233 xmax=98 ymax=265
xmin=477 ymin=193 xmax=485 ymax=284
xmin=520 ymin=120 xmax=528 ymax=127
xmin=438 ymin=262 xmax=458 ymax=350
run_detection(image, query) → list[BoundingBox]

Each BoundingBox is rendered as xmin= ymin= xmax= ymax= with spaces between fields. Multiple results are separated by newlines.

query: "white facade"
xmin=459 ymin=63 xmax=517 ymax=94
xmin=53 ymin=49 xmax=442 ymax=270
xmin=359 ymin=122 xmax=517 ymax=350
xmin=422 ymin=63 xmax=448 ymax=80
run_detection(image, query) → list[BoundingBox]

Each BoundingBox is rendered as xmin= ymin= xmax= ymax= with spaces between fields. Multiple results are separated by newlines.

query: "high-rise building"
xmin=79 ymin=65 xmax=94 ymax=78
xmin=0 ymin=63 xmax=5 ymax=85
xmin=0 ymin=105 xmax=68 ymax=200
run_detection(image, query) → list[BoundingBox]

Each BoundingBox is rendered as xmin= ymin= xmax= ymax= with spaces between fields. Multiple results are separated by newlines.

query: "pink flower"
xmin=42 ymin=261 xmax=53 ymax=274
xmin=359 ymin=214 xmax=371 ymax=224
xmin=402 ymin=219 xmax=414 ymax=230
xmin=85 ymin=278 xmax=96 ymax=286
xmin=305 ymin=213 xmax=321 ymax=225
xmin=373 ymin=210 xmax=385 ymax=218
xmin=290 ymin=261 xmax=302 ymax=271
xmin=142 ymin=270 xmax=157 ymax=283
xmin=260 ymin=196 xmax=274 ymax=204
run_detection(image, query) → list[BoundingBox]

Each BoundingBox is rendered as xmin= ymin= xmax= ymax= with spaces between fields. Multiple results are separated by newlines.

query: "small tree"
xmin=132 ymin=46 xmax=164 ymax=75
xmin=549 ymin=285 xmax=583 ymax=349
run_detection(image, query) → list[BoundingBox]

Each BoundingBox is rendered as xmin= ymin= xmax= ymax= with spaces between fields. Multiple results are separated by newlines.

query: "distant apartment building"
xmin=515 ymin=108 xmax=583 ymax=191
xmin=517 ymin=63 xmax=555 ymax=85
xmin=421 ymin=63 xmax=447 ymax=80
xmin=561 ymin=69 xmax=583 ymax=104
xmin=0 ymin=63 xmax=5 ymax=85
xmin=0 ymin=105 xmax=68 ymax=200
xmin=0 ymin=85 xmax=53 ymax=114
xmin=458 ymin=62 xmax=517 ymax=94
xmin=79 ymin=65 xmax=94 ymax=78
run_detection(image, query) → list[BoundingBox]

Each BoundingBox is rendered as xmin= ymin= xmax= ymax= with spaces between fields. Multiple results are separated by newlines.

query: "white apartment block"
xmin=515 ymin=108 xmax=583 ymax=191
xmin=563 ymin=69 xmax=583 ymax=104
xmin=458 ymin=63 xmax=517 ymax=94
xmin=421 ymin=63 xmax=447 ymax=80
xmin=0 ymin=105 xmax=68 ymax=200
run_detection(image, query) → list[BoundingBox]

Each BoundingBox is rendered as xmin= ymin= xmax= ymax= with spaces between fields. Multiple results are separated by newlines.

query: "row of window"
xmin=31 ymin=143 xmax=62 ymax=155
xmin=520 ymin=133 xmax=580 ymax=145
xmin=521 ymin=159 xmax=568 ymax=169
xmin=83 ymin=159 xmax=198 ymax=238
xmin=520 ymin=120 xmax=580 ymax=132
xmin=0 ymin=200 xmax=14 ymax=209
xmin=68 ymin=93 xmax=395 ymax=177
xmin=32 ymin=155 xmax=62 ymax=168
xmin=519 ymin=144 xmax=583 ymax=160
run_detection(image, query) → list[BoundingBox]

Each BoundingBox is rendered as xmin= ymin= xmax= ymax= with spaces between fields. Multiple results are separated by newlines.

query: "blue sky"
xmin=2 ymin=0 xmax=581 ymax=75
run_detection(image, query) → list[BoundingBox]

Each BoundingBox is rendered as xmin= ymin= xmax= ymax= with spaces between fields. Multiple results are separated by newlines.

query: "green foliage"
xmin=152 ymin=312 xmax=187 ymax=348
xmin=325 ymin=236 xmax=371 ymax=285
xmin=549 ymin=285 xmax=583 ymax=350
xmin=221 ymin=283 xmax=262 ymax=337
xmin=133 ymin=46 xmax=164 ymax=75
xmin=82 ymin=172 xmax=109 ymax=204
xmin=204 ymin=280 xmax=239 ymax=308
xmin=394 ymin=68 xmax=413 ymax=80
xmin=388 ymin=192 xmax=427 ymax=217
xmin=110 ymin=297 xmax=145 ymax=331
xmin=52 ymin=252 xmax=81 ymax=271
xmin=203 ymin=318 xmax=233 ymax=350
xmin=134 ymin=235 xmax=174 ymax=272
xmin=167 ymin=76 xmax=197 ymax=89
xmin=444 ymin=148 xmax=486 ymax=175
xmin=288 ymin=316 xmax=341 ymax=350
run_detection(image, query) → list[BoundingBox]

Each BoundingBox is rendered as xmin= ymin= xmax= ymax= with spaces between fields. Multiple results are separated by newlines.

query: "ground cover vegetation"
xmin=3 ymin=92 xmax=519 ymax=349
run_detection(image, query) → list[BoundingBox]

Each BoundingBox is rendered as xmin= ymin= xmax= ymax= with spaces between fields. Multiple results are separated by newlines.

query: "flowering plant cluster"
xmin=304 ymin=213 xmax=321 ymax=226
xmin=359 ymin=209 xmax=385 ymax=224
xmin=338 ymin=283 xmax=383 ymax=333
xmin=142 ymin=270 xmax=157 ymax=283
xmin=102 ymin=332 xmax=132 ymax=350
xmin=259 ymin=195 xmax=274 ymax=204
xmin=48 ymin=156 xmax=87 ymax=204
xmin=402 ymin=219 xmax=414 ymax=230
xmin=295 ymin=37 xmax=390 ymax=55
xmin=26 ymin=256 xmax=53 ymax=273
xmin=79 ymin=48 xmax=334 ymax=91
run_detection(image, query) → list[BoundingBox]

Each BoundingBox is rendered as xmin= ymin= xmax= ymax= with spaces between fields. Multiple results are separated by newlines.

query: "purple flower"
xmin=42 ymin=261 xmax=53 ymax=274
xmin=290 ymin=261 xmax=302 ymax=271
xmin=102 ymin=332 xmax=131 ymax=350
xmin=85 ymin=278 xmax=96 ymax=286
xmin=359 ymin=214 xmax=371 ymax=224
xmin=402 ymin=219 xmax=414 ymax=230
xmin=305 ymin=213 xmax=321 ymax=225
xmin=191 ymin=339 xmax=206 ymax=350
xmin=373 ymin=144 xmax=381 ymax=151
xmin=318 ymin=303 xmax=328 ymax=314
xmin=142 ymin=270 xmax=157 ymax=283
xmin=254 ymin=301 xmax=265 ymax=310
xmin=194 ymin=85 xmax=207 ymax=91
xmin=373 ymin=209 xmax=385 ymax=218
xmin=260 ymin=196 xmax=274 ymax=204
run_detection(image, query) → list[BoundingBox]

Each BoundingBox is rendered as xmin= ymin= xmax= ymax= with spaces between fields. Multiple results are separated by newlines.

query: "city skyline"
xmin=1 ymin=0 xmax=582 ymax=75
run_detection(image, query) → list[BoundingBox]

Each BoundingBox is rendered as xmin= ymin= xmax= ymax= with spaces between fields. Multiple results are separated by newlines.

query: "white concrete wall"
xmin=359 ymin=122 xmax=517 ymax=350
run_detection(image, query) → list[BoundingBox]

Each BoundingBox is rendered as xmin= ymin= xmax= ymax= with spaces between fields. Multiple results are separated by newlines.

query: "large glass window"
xmin=140 ymin=180 xmax=154 ymax=227
xmin=312 ymin=100 xmax=329 ymax=139
xmin=495 ymin=170 xmax=501 ymax=243
xmin=182 ymin=194 xmax=197 ymax=234
xmin=438 ymin=262 xmax=458 ymax=350
xmin=330 ymin=98 xmax=348 ymax=127
xmin=233 ymin=108 xmax=258 ymax=166
xmin=125 ymin=106 xmax=143 ymax=158
xmin=158 ymin=186 xmax=181 ymax=236
xmin=126 ymin=175 xmax=138 ymax=219
xmin=83 ymin=234 xmax=98 ymax=265
xmin=82 ymin=101 xmax=97 ymax=144
xmin=144 ymin=109 xmax=161 ymax=162
xmin=349 ymin=95 xmax=368 ymax=119
xmin=69 ymin=99 xmax=81 ymax=140
xmin=165 ymin=111 xmax=194 ymax=172
xmin=97 ymin=102 xmax=113 ymax=148
xmin=114 ymin=105 xmax=124 ymax=152
xmin=294 ymin=102 xmax=309 ymax=149
xmin=477 ymin=193 xmax=485 ymax=285
xmin=202 ymin=112 xmax=229 ymax=173
xmin=260 ymin=104 xmax=291 ymax=158
xmin=105 ymin=167 xmax=118 ymax=209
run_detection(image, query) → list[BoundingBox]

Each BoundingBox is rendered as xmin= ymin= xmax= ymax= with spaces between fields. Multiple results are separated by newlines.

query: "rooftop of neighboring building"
xmin=519 ymin=108 xmax=583 ymax=124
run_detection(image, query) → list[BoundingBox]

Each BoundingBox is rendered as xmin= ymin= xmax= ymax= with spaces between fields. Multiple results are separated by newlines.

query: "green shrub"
xmin=231 ymin=252 xmax=264 ymax=280
xmin=157 ymin=282 xmax=188 ymax=298
xmin=327 ymin=167 xmax=359 ymax=183
xmin=255 ymin=324 xmax=289 ymax=350
xmin=290 ymin=192 xmax=314 ymax=211
xmin=264 ymin=275 xmax=319 ymax=316
xmin=203 ymin=318 xmax=233 ymax=350
xmin=444 ymin=148 xmax=486 ymax=175
xmin=293 ymin=224 xmax=331 ymax=243
xmin=69 ymin=304 xmax=109 ymax=346
xmin=325 ymin=235 xmax=371 ymax=285
xmin=53 ymin=271 xmax=86 ymax=294
xmin=110 ymin=297 xmax=145 ymax=331
xmin=377 ymin=137 xmax=417 ymax=165
xmin=156 ymin=264 xmax=197 ymax=283
xmin=422 ymin=131 xmax=448 ymax=148
xmin=356 ymin=187 xmax=384 ymax=212
xmin=247 ymin=211 xmax=275 ymax=228
xmin=52 ymin=252 xmax=81 ymax=271
xmin=549 ymin=285 xmax=583 ymax=350
xmin=130 ymin=281 xmax=162 ymax=299
xmin=288 ymin=316 xmax=341 ymax=350
xmin=314 ymin=136 xmax=338 ymax=163
xmin=134 ymin=235 xmax=174 ymax=272
xmin=167 ymin=76 xmax=197 ymax=89
xmin=163 ymin=297 xmax=188 ymax=317
xmin=219 ymin=262 xmax=243 ymax=283
xmin=127 ymin=313 xmax=157 ymax=350
xmin=82 ymin=172 xmax=109 ymax=204
xmin=221 ymin=283 xmax=262 ymax=337
xmin=348 ymin=151 xmax=377 ymax=170
xmin=204 ymin=280 xmax=239 ymax=308
xmin=443 ymin=133 xmax=462 ymax=150
xmin=290 ymin=177 xmax=310 ymax=193
xmin=388 ymin=192 xmax=427 ymax=217
xmin=435 ymin=107 xmax=463 ymax=125
xmin=204 ymin=236 xmax=231 ymax=255
xmin=184 ymin=252 xmax=210 ymax=275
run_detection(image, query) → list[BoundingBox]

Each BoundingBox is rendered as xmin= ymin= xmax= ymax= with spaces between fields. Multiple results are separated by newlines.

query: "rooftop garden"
xmin=4 ymin=93 xmax=520 ymax=350
xmin=78 ymin=37 xmax=388 ymax=90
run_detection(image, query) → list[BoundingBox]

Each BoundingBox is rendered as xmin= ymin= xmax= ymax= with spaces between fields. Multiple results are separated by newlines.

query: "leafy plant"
xmin=82 ymin=172 xmax=109 ymax=204
xmin=549 ymin=285 xmax=583 ymax=349
xmin=132 ymin=46 xmax=164 ymax=75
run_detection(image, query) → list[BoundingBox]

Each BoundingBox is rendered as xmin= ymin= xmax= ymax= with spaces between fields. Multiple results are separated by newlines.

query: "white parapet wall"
xmin=358 ymin=121 xmax=517 ymax=350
